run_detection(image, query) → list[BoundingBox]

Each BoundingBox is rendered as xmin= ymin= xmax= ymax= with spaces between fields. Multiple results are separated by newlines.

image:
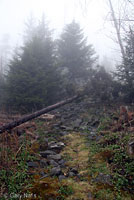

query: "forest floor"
xmin=0 ymin=98 xmax=134 ymax=200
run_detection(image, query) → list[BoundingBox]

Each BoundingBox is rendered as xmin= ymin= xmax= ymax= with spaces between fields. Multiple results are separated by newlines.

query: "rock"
xmin=40 ymin=174 xmax=49 ymax=179
xmin=59 ymin=131 xmax=68 ymax=136
xmin=40 ymin=150 xmax=56 ymax=158
xmin=40 ymin=171 xmax=47 ymax=177
xmin=96 ymin=135 xmax=103 ymax=142
xmin=58 ymin=159 xmax=66 ymax=168
xmin=50 ymin=167 xmax=62 ymax=176
xmin=61 ymin=117 xmax=65 ymax=123
xmin=91 ymin=119 xmax=100 ymax=127
xmin=27 ymin=161 xmax=38 ymax=168
xmin=88 ymin=131 xmax=97 ymax=140
xmin=60 ymin=126 xmax=73 ymax=131
xmin=70 ymin=168 xmax=78 ymax=174
xmin=128 ymin=140 xmax=134 ymax=156
xmin=72 ymin=119 xmax=82 ymax=128
xmin=58 ymin=175 xmax=66 ymax=181
xmin=40 ymin=159 xmax=48 ymax=167
xmin=49 ymin=160 xmax=59 ymax=167
xmin=48 ymin=142 xmax=65 ymax=152
xmin=44 ymin=138 xmax=49 ymax=143
xmin=90 ymin=131 xmax=97 ymax=136
xmin=47 ymin=154 xmax=62 ymax=161
xmin=48 ymin=141 xmax=56 ymax=146
xmin=53 ymin=123 xmax=61 ymax=129
xmin=38 ymin=114 xmax=55 ymax=121
xmin=93 ymin=173 xmax=112 ymax=185
xmin=68 ymin=172 xmax=75 ymax=177
xmin=58 ymin=159 xmax=66 ymax=165
xmin=80 ymin=125 xmax=88 ymax=131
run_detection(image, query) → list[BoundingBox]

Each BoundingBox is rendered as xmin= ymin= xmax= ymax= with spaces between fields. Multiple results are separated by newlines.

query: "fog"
xmin=0 ymin=0 xmax=122 ymax=70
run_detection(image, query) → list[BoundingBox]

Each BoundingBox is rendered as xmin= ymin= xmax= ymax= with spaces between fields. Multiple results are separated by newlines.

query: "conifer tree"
xmin=5 ymin=16 xmax=61 ymax=112
xmin=57 ymin=21 xmax=97 ymax=86
xmin=116 ymin=28 xmax=134 ymax=102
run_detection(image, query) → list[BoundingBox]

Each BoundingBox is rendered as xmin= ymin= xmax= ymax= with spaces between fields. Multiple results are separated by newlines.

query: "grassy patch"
xmin=0 ymin=132 xmax=36 ymax=199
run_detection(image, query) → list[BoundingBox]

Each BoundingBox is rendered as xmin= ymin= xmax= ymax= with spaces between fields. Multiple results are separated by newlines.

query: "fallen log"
xmin=0 ymin=95 xmax=79 ymax=134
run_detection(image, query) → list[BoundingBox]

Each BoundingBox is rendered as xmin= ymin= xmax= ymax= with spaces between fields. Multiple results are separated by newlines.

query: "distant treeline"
xmin=0 ymin=16 xmax=134 ymax=113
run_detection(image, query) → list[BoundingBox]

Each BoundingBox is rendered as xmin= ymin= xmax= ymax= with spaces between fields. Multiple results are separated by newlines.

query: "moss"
xmin=26 ymin=177 xmax=60 ymax=199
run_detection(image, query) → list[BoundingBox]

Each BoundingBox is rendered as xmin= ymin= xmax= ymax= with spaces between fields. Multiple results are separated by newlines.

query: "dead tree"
xmin=0 ymin=95 xmax=79 ymax=134
xmin=108 ymin=0 xmax=126 ymax=59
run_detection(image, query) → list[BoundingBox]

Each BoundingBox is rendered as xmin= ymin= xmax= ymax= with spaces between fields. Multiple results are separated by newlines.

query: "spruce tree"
xmin=5 ymin=16 xmax=61 ymax=112
xmin=57 ymin=21 xmax=97 ymax=86
xmin=116 ymin=28 xmax=134 ymax=102
xmin=0 ymin=73 xmax=4 ymax=108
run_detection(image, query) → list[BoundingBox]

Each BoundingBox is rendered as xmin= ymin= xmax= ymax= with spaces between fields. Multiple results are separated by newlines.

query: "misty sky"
xmin=0 ymin=0 xmax=122 ymax=69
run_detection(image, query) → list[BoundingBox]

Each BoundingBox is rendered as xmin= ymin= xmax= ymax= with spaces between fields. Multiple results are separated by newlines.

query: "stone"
xmin=72 ymin=119 xmax=82 ymax=128
xmin=58 ymin=159 xmax=66 ymax=168
xmin=80 ymin=125 xmax=88 ymax=131
xmin=91 ymin=119 xmax=100 ymax=127
xmin=50 ymin=167 xmax=62 ymax=176
xmin=88 ymin=131 xmax=97 ymax=140
xmin=47 ymin=154 xmax=62 ymax=161
xmin=48 ymin=142 xmax=65 ymax=152
xmin=53 ymin=124 xmax=61 ymax=129
xmin=128 ymin=140 xmax=134 ymax=156
xmin=48 ymin=141 xmax=56 ymax=146
xmin=68 ymin=172 xmax=75 ymax=177
xmin=96 ymin=135 xmax=103 ymax=142
xmin=40 ymin=174 xmax=49 ymax=180
xmin=38 ymin=114 xmax=55 ymax=121
xmin=80 ymin=132 xmax=89 ymax=136
xmin=59 ymin=131 xmax=68 ymax=136
xmin=49 ymin=160 xmax=59 ymax=167
xmin=27 ymin=161 xmax=38 ymax=168
xmin=61 ymin=117 xmax=65 ymax=123
xmin=60 ymin=126 xmax=73 ymax=131
xmin=40 ymin=171 xmax=46 ymax=177
xmin=93 ymin=173 xmax=112 ymax=185
xmin=58 ymin=159 xmax=65 ymax=165
xmin=40 ymin=150 xmax=56 ymax=158
xmin=70 ymin=168 xmax=78 ymax=174
xmin=58 ymin=175 xmax=66 ymax=181
xmin=40 ymin=159 xmax=48 ymax=167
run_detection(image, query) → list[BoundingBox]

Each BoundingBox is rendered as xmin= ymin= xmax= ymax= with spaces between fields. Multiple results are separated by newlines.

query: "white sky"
xmin=0 ymin=0 xmax=123 ymax=69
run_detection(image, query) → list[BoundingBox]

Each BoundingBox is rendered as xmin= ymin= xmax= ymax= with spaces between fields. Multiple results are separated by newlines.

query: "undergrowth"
xmin=0 ymin=132 xmax=35 ymax=200
xmin=86 ymin=107 xmax=134 ymax=200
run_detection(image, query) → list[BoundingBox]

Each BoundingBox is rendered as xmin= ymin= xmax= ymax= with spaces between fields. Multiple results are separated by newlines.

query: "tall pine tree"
xmin=5 ymin=16 xmax=61 ymax=112
xmin=57 ymin=21 xmax=97 ymax=87
xmin=116 ymin=28 xmax=134 ymax=102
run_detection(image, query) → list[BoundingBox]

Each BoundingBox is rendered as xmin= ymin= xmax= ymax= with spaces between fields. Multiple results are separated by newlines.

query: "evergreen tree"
xmin=5 ymin=16 xmax=61 ymax=112
xmin=87 ymin=66 xmax=114 ymax=102
xmin=116 ymin=28 xmax=134 ymax=102
xmin=0 ymin=73 xmax=5 ymax=108
xmin=57 ymin=21 xmax=97 ymax=87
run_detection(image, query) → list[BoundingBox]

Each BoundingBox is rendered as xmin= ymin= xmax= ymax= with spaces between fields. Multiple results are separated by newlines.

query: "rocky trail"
xmin=1 ymin=98 xmax=134 ymax=200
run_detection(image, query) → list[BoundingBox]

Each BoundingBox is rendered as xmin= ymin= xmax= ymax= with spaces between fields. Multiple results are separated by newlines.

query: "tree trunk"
xmin=0 ymin=95 xmax=79 ymax=134
xmin=108 ymin=0 xmax=126 ymax=59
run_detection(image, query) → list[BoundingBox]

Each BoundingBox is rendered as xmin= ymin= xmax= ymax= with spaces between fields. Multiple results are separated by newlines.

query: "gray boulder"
xmin=50 ymin=167 xmax=62 ymax=176
xmin=40 ymin=150 xmax=56 ymax=158
xmin=49 ymin=160 xmax=59 ymax=167
xmin=47 ymin=154 xmax=62 ymax=161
